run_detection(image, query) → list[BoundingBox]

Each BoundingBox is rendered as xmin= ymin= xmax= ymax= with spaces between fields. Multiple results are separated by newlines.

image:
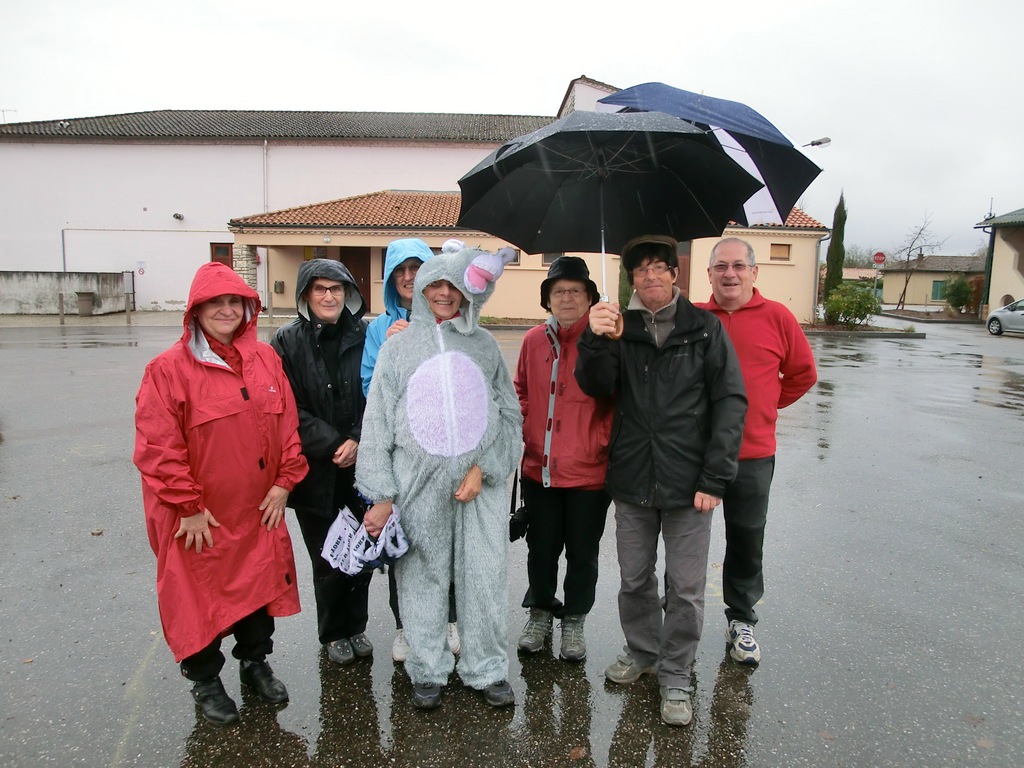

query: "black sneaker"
xmin=325 ymin=639 xmax=355 ymax=666
xmin=191 ymin=677 xmax=240 ymax=725
xmin=412 ymin=683 xmax=443 ymax=710
xmin=239 ymin=659 xmax=289 ymax=704
xmin=482 ymin=680 xmax=515 ymax=707
xmin=349 ymin=633 xmax=374 ymax=658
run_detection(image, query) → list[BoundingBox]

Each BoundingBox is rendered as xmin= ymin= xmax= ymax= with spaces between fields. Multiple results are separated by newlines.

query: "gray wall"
xmin=0 ymin=272 xmax=130 ymax=315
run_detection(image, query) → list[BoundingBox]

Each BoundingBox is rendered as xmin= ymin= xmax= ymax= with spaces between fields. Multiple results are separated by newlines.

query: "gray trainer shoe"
xmin=517 ymin=609 xmax=553 ymax=653
xmin=559 ymin=615 xmax=587 ymax=661
xmin=604 ymin=648 xmax=656 ymax=684
xmin=660 ymin=685 xmax=693 ymax=726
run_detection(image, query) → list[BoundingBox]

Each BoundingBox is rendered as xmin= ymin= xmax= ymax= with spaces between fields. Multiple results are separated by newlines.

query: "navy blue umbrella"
xmin=599 ymin=82 xmax=822 ymax=226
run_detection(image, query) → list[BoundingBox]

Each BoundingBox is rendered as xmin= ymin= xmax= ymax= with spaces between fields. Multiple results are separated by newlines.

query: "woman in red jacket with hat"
xmin=513 ymin=256 xmax=614 ymax=661
xmin=134 ymin=262 xmax=308 ymax=726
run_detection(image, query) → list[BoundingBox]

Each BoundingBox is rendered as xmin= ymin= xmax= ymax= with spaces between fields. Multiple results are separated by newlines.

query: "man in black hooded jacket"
xmin=575 ymin=236 xmax=747 ymax=727
xmin=271 ymin=259 xmax=372 ymax=666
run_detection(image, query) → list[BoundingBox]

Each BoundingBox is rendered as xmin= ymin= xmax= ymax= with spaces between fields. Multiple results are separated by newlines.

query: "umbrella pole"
xmin=599 ymin=182 xmax=608 ymax=301
xmin=598 ymin=183 xmax=624 ymax=339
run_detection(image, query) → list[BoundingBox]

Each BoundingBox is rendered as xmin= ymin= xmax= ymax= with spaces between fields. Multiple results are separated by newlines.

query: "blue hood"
xmin=382 ymin=239 xmax=434 ymax=318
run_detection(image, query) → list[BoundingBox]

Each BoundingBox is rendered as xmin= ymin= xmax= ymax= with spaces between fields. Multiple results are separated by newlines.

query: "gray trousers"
xmin=614 ymin=499 xmax=713 ymax=688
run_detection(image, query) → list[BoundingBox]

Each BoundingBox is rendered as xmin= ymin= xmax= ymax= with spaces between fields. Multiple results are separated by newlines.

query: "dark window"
xmin=210 ymin=243 xmax=233 ymax=268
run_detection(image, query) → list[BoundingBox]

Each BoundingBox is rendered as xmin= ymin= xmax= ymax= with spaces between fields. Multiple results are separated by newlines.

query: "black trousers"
xmin=295 ymin=509 xmax=372 ymax=645
xmin=388 ymin=567 xmax=456 ymax=629
xmin=179 ymin=606 xmax=274 ymax=682
xmin=520 ymin=478 xmax=610 ymax=618
xmin=721 ymin=456 xmax=776 ymax=625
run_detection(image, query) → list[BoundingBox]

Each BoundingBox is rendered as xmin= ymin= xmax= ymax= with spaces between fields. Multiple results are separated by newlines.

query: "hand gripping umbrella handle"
xmin=609 ymin=312 xmax=624 ymax=340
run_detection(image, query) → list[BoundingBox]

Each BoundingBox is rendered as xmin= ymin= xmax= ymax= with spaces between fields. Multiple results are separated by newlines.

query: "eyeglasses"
xmin=310 ymin=284 xmax=344 ymax=297
xmin=394 ymin=264 xmax=420 ymax=277
xmin=550 ymin=288 xmax=586 ymax=298
xmin=711 ymin=262 xmax=752 ymax=274
xmin=632 ymin=263 xmax=672 ymax=277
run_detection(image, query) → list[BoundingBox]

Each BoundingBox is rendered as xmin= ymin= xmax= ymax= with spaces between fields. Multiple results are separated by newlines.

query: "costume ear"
xmin=442 ymin=238 xmax=465 ymax=254
xmin=464 ymin=248 xmax=515 ymax=294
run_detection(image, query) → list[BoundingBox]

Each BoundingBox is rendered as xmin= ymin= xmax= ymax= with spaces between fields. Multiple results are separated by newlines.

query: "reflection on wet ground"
xmin=811 ymin=336 xmax=1024 ymax=416
xmin=3 ymin=324 xmax=1024 ymax=767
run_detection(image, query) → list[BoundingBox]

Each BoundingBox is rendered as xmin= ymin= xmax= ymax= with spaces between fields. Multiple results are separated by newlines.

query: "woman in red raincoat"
xmin=134 ymin=262 xmax=308 ymax=726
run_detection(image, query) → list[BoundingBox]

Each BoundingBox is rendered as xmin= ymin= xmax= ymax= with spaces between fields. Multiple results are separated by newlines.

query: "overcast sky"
xmin=2 ymin=0 xmax=1019 ymax=255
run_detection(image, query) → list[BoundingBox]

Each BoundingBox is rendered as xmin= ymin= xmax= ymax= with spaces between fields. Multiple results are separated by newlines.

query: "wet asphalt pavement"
xmin=0 ymin=317 xmax=1022 ymax=767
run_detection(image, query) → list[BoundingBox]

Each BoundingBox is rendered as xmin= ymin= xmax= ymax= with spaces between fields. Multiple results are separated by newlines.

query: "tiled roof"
xmin=229 ymin=191 xmax=464 ymax=231
xmin=729 ymin=208 xmax=827 ymax=230
xmin=976 ymin=207 xmax=1024 ymax=228
xmin=231 ymin=192 xmax=829 ymax=234
xmin=0 ymin=111 xmax=554 ymax=142
xmin=882 ymin=254 xmax=986 ymax=273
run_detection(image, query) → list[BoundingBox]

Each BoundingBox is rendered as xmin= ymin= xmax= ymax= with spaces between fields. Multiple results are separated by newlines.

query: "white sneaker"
xmin=660 ymin=686 xmax=693 ymax=726
xmin=725 ymin=620 xmax=761 ymax=665
xmin=392 ymin=629 xmax=410 ymax=662
xmin=447 ymin=622 xmax=461 ymax=655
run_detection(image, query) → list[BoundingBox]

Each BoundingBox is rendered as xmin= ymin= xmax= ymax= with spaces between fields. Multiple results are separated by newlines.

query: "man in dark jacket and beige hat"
xmin=575 ymin=235 xmax=747 ymax=727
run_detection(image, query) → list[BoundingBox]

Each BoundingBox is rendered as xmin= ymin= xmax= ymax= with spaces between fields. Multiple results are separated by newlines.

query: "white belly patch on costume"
xmin=406 ymin=350 xmax=489 ymax=457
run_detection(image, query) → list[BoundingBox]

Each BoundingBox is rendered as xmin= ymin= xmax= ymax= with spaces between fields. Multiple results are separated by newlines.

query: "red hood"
xmin=183 ymin=263 xmax=261 ymax=340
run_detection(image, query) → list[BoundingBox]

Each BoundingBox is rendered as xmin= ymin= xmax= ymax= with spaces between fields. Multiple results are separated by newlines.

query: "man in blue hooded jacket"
xmin=360 ymin=238 xmax=461 ymax=663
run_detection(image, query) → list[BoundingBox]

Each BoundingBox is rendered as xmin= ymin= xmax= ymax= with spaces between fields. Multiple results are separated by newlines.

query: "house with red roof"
xmin=229 ymin=191 xmax=827 ymax=322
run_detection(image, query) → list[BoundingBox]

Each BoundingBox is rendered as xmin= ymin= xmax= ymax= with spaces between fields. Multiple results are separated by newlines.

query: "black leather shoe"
xmin=412 ymin=683 xmax=443 ymax=710
xmin=191 ymin=677 xmax=240 ymax=725
xmin=482 ymin=680 xmax=515 ymax=708
xmin=239 ymin=659 xmax=289 ymax=704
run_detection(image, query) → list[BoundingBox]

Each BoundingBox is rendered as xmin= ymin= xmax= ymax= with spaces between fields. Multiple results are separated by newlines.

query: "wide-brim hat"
xmin=540 ymin=256 xmax=600 ymax=310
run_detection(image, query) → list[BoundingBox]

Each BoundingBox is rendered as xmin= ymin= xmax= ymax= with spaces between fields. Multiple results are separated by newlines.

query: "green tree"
xmin=823 ymin=193 xmax=847 ymax=302
xmin=944 ymin=274 xmax=972 ymax=313
xmin=824 ymin=283 xmax=881 ymax=328
xmin=618 ymin=260 xmax=631 ymax=308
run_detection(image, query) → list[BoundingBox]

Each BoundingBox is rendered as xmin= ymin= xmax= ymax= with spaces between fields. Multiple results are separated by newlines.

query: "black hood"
xmin=295 ymin=258 xmax=366 ymax=321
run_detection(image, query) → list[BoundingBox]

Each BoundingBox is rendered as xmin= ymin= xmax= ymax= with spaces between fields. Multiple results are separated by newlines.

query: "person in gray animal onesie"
xmin=356 ymin=243 xmax=522 ymax=710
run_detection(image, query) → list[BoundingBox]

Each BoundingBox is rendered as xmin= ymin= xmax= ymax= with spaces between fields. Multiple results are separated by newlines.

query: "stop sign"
xmin=873 ymin=251 xmax=886 ymax=266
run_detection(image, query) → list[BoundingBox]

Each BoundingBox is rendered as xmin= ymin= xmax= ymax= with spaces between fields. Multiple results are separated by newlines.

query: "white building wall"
xmin=988 ymin=228 xmax=1024 ymax=308
xmin=264 ymin=143 xmax=493 ymax=211
xmin=0 ymin=139 xmax=499 ymax=310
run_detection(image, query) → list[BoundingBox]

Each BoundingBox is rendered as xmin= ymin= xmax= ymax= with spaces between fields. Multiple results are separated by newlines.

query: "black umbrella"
xmin=456 ymin=110 xmax=763 ymax=294
xmin=598 ymin=82 xmax=822 ymax=226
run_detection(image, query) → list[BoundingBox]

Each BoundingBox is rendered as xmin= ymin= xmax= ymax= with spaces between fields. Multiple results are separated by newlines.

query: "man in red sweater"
xmin=699 ymin=237 xmax=817 ymax=665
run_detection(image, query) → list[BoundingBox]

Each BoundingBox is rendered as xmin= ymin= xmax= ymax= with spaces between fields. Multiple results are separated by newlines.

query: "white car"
xmin=987 ymin=298 xmax=1024 ymax=335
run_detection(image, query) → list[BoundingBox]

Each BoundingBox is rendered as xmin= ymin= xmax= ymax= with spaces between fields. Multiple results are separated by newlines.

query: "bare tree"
xmin=843 ymin=245 xmax=882 ymax=268
xmin=891 ymin=215 xmax=946 ymax=310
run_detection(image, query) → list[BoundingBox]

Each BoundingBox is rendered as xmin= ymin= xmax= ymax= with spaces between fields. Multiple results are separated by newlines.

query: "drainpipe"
xmin=263 ymin=140 xmax=269 ymax=213
xmin=814 ymin=231 xmax=831 ymax=323
xmin=980 ymin=225 xmax=995 ymax=318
